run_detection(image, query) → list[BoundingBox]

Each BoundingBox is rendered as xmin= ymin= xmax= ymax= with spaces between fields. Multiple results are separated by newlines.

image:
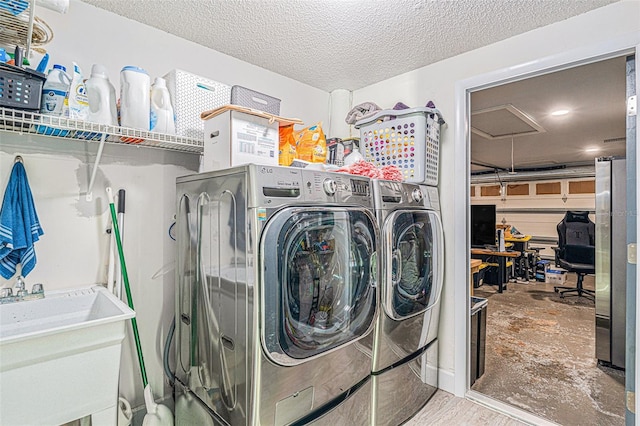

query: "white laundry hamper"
xmin=355 ymin=107 xmax=445 ymax=185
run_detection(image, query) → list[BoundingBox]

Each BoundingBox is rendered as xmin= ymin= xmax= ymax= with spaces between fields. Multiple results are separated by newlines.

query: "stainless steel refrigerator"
xmin=595 ymin=156 xmax=626 ymax=369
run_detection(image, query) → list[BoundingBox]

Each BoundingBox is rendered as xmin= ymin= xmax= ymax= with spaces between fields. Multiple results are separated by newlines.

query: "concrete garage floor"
xmin=471 ymin=274 xmax=625 ymax=426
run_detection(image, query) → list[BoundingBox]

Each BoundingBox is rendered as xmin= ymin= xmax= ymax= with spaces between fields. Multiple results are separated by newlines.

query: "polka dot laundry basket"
xmin=355 ymin=107 xmax=445 ymax=185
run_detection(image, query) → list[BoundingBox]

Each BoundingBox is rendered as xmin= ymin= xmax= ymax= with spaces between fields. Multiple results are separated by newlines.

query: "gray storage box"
xmin=230 ymin=85 xmax=280 ymax=115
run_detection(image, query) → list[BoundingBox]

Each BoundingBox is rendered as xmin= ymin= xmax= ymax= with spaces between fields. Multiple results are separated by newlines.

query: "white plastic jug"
xmin=85 ymin=64 xmax=118 ymax=125
xmin=40 ymin=64 xmax=71 ymax=116
xmin=120 ymin=66 xmax=150 ymax=130
xmin=150 ymin=77 xmax=176 ymax=134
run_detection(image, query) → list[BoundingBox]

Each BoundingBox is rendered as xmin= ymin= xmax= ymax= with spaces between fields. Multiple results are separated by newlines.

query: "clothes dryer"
xmin=369 ymin=180 xmax=444 ymax=425
xmin=174 ymin=164 xmax=379 ymax=425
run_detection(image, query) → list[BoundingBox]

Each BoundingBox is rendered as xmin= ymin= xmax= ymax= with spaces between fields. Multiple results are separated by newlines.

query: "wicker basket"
xmin=355 ymin=107 xmax=444 ymax=185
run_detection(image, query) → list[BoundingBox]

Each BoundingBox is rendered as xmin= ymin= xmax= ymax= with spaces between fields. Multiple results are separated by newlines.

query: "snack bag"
xmin=296 ymin=122 xmax=327 ymax=163
xmin=279 ymin=125 xmax=297 ymax=166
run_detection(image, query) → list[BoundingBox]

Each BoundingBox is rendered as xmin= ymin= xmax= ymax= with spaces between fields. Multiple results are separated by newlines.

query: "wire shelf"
xmin=0 ymin=107 xmax=204 ymax=153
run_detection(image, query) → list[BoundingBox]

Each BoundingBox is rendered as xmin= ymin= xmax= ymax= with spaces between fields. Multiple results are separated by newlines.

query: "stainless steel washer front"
xmin=175 ymin=165 xmax=379 ymax=426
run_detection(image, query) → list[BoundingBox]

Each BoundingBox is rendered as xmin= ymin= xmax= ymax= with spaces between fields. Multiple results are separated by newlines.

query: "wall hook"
xmin=14 ymin=155 xmax=23 ymax=163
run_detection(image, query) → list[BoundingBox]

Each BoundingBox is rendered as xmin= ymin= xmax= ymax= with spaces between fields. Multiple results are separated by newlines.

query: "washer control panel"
xmin=322 ymin=178 xmax=337 ymax=195
xmin=251 ymin=165 xmax=373 ymax=207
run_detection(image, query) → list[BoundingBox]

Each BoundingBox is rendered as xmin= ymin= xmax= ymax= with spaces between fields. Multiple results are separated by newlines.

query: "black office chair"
xmin=553 ymin=211 xmax=595 ymax=299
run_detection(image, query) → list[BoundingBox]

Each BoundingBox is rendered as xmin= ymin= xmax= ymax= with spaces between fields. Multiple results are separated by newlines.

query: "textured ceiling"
xmin=80 ymin=0 xmax=617 ymax=92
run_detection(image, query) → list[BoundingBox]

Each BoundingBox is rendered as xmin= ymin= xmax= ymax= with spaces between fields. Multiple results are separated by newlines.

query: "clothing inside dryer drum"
xmin=392 ymin=212 xmax=434 ymax=317
xmin=278 ymin=210 xmax=376 ymax=359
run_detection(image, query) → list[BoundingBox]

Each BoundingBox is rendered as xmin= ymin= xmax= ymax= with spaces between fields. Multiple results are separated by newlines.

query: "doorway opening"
xmin=469 ymin=56 xmax=627 ymax=425
xmin=460 ymin=49 xmax=637 ymax=425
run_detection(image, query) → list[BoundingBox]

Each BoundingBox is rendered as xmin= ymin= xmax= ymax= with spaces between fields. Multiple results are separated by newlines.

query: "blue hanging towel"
xmin=0 ymin=161 xmax=44 ymax=279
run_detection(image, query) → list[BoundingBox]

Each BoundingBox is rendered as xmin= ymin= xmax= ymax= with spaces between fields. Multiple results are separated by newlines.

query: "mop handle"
xmin=107 ymin=187 xmax=148 ymax=388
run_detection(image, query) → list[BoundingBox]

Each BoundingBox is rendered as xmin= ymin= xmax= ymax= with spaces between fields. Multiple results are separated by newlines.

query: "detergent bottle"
xmin=40 ymin=64 xmax=71 ymax=116
xmin=66 ymin=62 xmax=89 ymax=120
xmin=85 ymin=64 xmax=118 ymax=125
xmin=150 ymin=77 xmax=176 ymax=134
xmin=120 ymin=66 xmax=150 ymax=130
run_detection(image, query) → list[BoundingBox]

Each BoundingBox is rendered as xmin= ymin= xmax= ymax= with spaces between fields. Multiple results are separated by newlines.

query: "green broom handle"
xmin=107 ymin=187 xmax=148 ymax=388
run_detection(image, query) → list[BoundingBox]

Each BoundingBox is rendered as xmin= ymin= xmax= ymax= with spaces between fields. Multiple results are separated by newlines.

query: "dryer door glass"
xmin=386 ymin=210 xmax=443 ymax=320
xmin=262 ymin=208 xmax=377 ymax=364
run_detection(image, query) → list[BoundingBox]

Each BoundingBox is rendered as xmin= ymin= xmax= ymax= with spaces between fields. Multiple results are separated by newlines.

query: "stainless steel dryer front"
xmin=370 ymin=180 xmax=444 ymax=425
xmin=174 ymin=164 xmax=378 ymax=426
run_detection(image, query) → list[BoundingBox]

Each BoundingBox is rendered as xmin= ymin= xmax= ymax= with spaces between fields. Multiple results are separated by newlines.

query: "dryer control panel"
xmin=373 ymin=180 xmax=440 ymax=212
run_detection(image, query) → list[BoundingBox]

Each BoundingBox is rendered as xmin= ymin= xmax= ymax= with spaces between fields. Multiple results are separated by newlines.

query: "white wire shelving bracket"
xmin=0 ymin=107 xmax=204 ymax=199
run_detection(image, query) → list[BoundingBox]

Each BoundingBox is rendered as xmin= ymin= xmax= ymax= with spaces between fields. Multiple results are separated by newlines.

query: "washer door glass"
xmin=385 ymin=210 xmax=443 ymax=320
xmin=261 ymin=208 xmax=377 ymax=364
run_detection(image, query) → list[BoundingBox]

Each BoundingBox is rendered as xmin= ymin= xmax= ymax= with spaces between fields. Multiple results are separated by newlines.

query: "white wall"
xmin=0 ymin=0 xmax=330 ymax=411
xmin=353 ymin=0 xmax=640 ymax=393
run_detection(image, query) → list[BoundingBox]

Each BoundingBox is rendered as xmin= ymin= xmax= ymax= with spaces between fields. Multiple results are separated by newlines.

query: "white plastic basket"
xmin=163 ymin=69 xmax=231 ymax=140
xmin=355 ymin=107 xmax=444 ymax=185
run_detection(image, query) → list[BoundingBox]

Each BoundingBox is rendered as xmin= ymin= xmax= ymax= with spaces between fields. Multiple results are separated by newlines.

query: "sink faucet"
xmin=0 ymin=276 xmax=44 ymax=304
xmin=14 ymin=276 xmax=27 ymax=297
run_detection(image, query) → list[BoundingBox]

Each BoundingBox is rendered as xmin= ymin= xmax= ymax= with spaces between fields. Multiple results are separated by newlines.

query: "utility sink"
xmin=0 ymin=285 xmax=135 ymax=426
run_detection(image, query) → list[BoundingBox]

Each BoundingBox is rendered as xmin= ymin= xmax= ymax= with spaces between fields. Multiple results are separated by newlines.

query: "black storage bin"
xmin=0 ymin=63 xmax=46 ymax=111
xmin=470 ymin=296 xmax=488 ymax=387
xmin=473 ymin=264 xmax=486 ymax=288
xmin=482 ymin=264 xmax=500 ymax=285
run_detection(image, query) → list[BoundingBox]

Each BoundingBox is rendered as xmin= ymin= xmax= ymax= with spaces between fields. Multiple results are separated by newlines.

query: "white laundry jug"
xmin=120 ymin=66 xmax=150 ymax=130
xmin=150 ymin=77 xmax=176 ymax=134
xmin=85 ymin=64 xmax=118 ymax=125
xmin=40 ymin=64 xmax=71 ymax=116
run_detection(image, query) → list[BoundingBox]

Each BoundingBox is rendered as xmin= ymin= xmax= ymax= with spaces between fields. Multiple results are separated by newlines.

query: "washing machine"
xmin=174 ymin=164 xmax=379 ymax=425
xmin=369 ymin=180 xmax=444 ymax=425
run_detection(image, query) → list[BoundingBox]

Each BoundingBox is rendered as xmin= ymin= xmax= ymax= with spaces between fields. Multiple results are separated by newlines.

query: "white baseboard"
xmin=437 ymin=368 xmax=457 ymax=395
